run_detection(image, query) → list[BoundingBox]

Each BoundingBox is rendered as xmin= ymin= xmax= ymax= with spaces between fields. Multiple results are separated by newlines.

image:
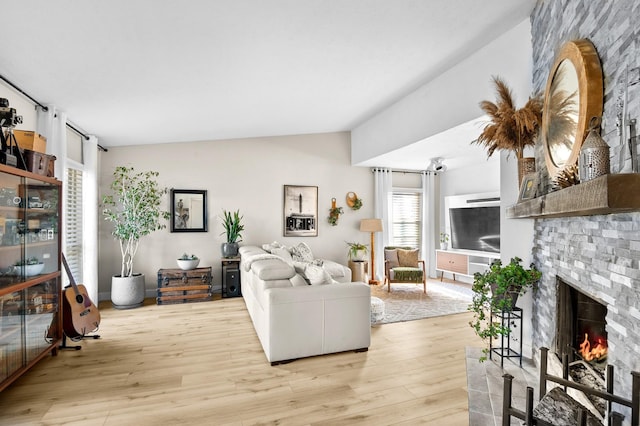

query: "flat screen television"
xmin=449 ymin=206 xmax=500 ymax=253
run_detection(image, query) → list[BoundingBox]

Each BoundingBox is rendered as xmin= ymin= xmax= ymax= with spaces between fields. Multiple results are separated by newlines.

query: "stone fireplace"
xmin=525 ymin=0 xmax=640 ymax=421
xmin=531 ymin=213 xmax=640 ymax=420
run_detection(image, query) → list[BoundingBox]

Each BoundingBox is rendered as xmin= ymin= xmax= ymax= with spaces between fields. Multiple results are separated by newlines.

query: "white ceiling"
xmin=1 ymin=0 xmax=534 ymax=168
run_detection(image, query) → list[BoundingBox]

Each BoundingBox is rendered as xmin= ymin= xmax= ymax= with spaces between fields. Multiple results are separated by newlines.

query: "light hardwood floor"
xmin=0 ymin=296 xmax=482 ymax=425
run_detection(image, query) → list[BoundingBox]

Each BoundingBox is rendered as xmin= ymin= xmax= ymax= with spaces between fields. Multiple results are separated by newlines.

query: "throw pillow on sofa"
xmin=304 ymin=264 xmax=333 ymax=285
xmin=262 ymin=241 xmax=284 ymax=253
xmin=272 ymin=247 xmax=294 ymax=265
xmin=291 ymin=242 xmax=314 ymax=263
xmin=290 ymin=274 xmax=308 ymax=287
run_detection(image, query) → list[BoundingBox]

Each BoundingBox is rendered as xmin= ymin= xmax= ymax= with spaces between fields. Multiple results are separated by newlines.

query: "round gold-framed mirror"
xmin=542 ymin=39 xmax=603 ymax=178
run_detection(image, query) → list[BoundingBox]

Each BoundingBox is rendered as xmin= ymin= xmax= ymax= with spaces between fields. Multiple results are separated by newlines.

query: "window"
xmin=65 ymin=167 xmax=83 ymax=281
xmin=389 ymin=190 xmax=422 ymax=248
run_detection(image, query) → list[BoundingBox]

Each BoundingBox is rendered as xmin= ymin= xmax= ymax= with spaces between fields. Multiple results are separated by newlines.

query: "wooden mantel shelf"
xmin=506 ymin=173 xmax=640 ymax=219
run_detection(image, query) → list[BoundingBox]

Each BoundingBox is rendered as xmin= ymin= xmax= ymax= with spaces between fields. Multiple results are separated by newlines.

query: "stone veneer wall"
xmin=530 ymin=0 xmax=640 ymax=419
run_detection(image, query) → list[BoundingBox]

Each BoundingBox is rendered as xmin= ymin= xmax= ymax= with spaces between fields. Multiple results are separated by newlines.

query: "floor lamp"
xmin=360 ymin=218 xmax=383 ymax=285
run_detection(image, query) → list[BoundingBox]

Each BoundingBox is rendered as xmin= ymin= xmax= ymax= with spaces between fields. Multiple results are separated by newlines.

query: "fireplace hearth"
xmin=556 ymin=278 xmax=608 ymax=374
xmin=555 ymin=278 xmax=610 ymax=416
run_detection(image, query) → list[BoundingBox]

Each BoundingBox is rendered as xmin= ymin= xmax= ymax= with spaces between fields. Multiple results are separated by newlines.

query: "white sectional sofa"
xmin=239 ymin=244 xmax=371 ymax=365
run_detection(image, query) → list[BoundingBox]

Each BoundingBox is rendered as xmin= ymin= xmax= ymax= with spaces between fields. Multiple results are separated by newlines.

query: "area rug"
xmin=370 ymin=280 xmax=473 ymax=325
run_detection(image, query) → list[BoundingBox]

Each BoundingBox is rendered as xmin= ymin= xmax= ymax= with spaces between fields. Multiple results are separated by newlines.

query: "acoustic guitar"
xmin=61 ymin=254 xmax=101 ymax=339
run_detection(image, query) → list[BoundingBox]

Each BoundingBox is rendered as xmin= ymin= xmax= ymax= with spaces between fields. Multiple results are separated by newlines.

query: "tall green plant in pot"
xmin=220 ymin=209 xmax=244 ymax=258
xmin=468 ymin=257 xmax=541 ymax=361
xmin=102 ymin=166 xmax=170 ymax=309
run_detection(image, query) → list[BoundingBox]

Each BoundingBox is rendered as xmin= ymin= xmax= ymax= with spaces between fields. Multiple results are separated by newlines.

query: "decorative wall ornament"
xmin=328 ymin=197 xmax=343 ymax=226
xmin=552 ymin=164 xmax=580 ymax=189
xmin=542 ymin=39 xmax=603 ymax=179
xmin=346 ymin=192 xmax=362 ymax=210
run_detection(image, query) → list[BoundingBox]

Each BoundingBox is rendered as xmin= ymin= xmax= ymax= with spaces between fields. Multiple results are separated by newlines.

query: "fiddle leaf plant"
xmin=102 ymin=166 xmax=170 ymax=277
xmin=468 ymin=257 xmax=541 ymax=361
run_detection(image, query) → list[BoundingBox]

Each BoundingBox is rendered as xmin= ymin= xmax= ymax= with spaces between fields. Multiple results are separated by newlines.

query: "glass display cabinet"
xmin=0 ymin=163 xmax=62 ymax=392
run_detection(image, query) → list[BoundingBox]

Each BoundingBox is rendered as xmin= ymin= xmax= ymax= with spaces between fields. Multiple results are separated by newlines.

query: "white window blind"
xmin=390 ymin=191 xmax=422 ymax=248
xmin=65 ymin=167 xmax=83 ymax=282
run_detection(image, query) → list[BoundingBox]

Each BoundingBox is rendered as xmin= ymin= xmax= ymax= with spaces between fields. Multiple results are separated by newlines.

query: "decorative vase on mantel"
xmin=518 ymin=157 xmax=536 ymax=187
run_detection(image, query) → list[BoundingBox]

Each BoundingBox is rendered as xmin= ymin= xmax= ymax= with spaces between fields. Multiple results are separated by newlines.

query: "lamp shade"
xmin=360 ymin=218 xmax=383 ymax=233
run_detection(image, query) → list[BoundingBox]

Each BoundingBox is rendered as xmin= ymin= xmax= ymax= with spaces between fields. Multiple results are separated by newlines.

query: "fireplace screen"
xmin=555 ymin=279 xmax=608 ymax=367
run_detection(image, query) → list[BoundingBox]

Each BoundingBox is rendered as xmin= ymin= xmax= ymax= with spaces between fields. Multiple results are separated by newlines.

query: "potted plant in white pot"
xmin=102 ymin=166 xmax=170 ymax=309
xmin=220 ymin=209 xmax=244 ymax=258
xmin=439 ymin=232 xmax=449 ymax=250
xmin=346 ymin=241 xmax=368 ymax=261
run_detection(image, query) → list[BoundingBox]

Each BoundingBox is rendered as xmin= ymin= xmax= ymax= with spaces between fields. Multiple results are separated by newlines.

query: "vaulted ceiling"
xmin=2 ymin=0 xmax=534 ymax=167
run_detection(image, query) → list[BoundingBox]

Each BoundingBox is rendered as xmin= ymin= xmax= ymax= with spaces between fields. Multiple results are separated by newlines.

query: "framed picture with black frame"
xmin=283 ymin=185 xmax=318 ymax=237
xmin=170 ymin=189 xmax=208 ymax=232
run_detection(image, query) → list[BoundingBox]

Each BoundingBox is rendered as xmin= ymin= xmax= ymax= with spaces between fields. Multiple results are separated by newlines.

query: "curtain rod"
xmin=371 ymin=167 xmax=431 ymax=175
xmin=0 ymin=73 xmax=107 ymax=152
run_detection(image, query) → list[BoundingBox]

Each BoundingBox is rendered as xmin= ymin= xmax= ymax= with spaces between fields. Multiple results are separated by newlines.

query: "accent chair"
xmin=383 ymin=246 xmax=426 ymax=293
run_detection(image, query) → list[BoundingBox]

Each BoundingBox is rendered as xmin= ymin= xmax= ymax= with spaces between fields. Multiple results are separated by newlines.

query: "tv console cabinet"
xmin=435 ymin=250 xmax=499 ymax=281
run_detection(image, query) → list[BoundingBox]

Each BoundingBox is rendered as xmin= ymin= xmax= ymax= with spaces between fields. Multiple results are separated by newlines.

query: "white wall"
xmin=500 ymin=150 xmax=536 ymax=358
xmin=351 ymin=19 xmax=533 ymax=165
xmin=98 ymin=132 xmax=373 ymax=300
xmin=439 ymin=156 xmax=500 ymax=227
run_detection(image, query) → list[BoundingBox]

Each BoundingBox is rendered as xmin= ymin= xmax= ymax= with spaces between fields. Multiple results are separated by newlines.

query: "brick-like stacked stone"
xmin=531 ymin=0 xmax=639 ymax=192
xmin=530 ymin=1 xmax=640 ymax=421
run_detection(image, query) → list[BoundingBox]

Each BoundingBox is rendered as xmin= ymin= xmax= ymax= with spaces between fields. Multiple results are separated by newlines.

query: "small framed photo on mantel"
xmin=518 ymin=173 xmax=537 ymax=202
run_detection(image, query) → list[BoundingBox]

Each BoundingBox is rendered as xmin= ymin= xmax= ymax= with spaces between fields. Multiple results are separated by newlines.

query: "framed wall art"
xmin=518 ymin=173 xmax=538 ymax=202
xmin=283 ymin=185 xmax=318 ymax=237
xmin=170 ymin=189 xmax=208 ymax=232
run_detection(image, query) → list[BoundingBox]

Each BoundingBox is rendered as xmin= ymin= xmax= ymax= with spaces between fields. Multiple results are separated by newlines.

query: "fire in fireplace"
xmin=555 ymin=278 xmax=608 ymax=371
xmin=555 ymin=278 xmax=610 ymax=416
xmin=578 ymin=332 xmax=607 ymax=362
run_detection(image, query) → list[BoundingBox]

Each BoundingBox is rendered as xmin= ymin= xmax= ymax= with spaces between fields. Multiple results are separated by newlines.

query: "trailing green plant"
xmin=346 ymin=241 xmax=368 ymax=260
xmin=328 ymin=206 xmax=343 ymax=226
xmin=468 ymin=256 xmax=541 ymax=361
xmin=220 ymin=209 xmax=244 ymax=243
xmin=350 ymin=196 xmax=363 ymax=210
xmin=102 ymin=166 xmax=170 ymax=277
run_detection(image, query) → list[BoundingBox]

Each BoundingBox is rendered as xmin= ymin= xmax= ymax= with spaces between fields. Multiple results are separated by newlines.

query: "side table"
xmin=348 ymin=260 xmax=368 ymax=283
xmin=221 ymin=257 xmax=241 ymax=298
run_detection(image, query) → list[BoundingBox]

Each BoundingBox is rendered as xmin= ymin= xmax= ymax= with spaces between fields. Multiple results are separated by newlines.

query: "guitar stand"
xmin=59 ymin=333 xmax=101 ymax=351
